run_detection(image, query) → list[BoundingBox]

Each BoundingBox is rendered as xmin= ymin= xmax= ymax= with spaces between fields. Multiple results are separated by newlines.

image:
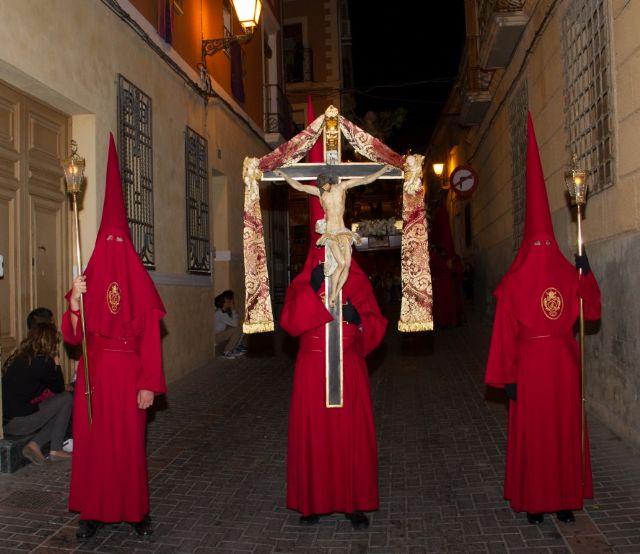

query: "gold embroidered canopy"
xmin=242 ymin=106 xmax=433 ymax=334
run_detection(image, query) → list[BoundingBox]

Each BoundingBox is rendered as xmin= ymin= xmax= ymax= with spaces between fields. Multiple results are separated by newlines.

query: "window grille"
xmin=509 ymin=80 xmax=528 ymax=252
xmin=117 ymin=75 xmax=155 ymax=268
xmin=185 ymin=127 xmax=211 ymax=274
xmin=562 ymin=0 xmax=614 ymax=194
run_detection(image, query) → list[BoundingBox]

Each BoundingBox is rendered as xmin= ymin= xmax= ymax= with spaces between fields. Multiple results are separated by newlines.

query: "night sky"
xmin=347 ymin=2 xmax=466 ymax=155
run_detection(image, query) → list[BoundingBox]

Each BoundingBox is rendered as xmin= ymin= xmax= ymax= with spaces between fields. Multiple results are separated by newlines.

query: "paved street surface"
xmin=1 ymin=310 xmax=639 ymax=553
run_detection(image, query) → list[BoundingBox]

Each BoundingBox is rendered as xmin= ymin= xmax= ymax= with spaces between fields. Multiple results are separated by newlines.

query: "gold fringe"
xmin=397 ymin=320 xmax=433 ymax=333
xmin=243 ymin=321 xmax=275 ymax=334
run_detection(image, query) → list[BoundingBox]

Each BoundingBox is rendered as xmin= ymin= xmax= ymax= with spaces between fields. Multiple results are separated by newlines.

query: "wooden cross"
xmin=262 ymin=126 xmax=404 ymax=408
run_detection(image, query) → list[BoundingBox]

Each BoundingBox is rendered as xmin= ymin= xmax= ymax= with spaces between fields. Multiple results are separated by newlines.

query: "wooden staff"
xmin=62 ymin=141 xmax=92 ymax=425
xmin=565 ymin=154 xmax=588 ymax=483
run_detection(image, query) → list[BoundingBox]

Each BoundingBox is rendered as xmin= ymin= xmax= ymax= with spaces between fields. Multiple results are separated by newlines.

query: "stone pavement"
xmin=0 ymin=311 xmax=638 ymax=553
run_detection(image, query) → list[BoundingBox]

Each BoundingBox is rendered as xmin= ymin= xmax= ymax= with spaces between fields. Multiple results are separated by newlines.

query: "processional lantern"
xmin=62 ymin=140 xmax=86 ymax=194
xmin=565 ymin=153 xmax=588 ymax=207
xmin=61 ymin=140 xmax=93 ymax=425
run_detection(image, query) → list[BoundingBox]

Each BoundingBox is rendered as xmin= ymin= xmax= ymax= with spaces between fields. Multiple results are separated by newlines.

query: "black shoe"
xmin=345 ymin=511 xmax=369 ymax=530
xmin=76 ymin=519 xmax=102 ymax=539
xmin=557 ymin=510 xmax=575 ymax=523
xmin=299 ymin=514 xmax=320 ymax=526
xmin=526 ymin=512 xmax=544 ymax=525
xmin=130 ymin=515 xmax=153 ymax=536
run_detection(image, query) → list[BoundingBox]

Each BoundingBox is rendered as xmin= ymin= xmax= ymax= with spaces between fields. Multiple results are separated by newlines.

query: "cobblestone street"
xmin=0 ymin=311 xmax=638 ymax=553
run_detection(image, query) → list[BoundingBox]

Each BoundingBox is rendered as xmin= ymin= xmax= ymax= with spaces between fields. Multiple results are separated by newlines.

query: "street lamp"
xmin=61 ymin=140 xmax=92 ymax=425
xmin=564 ymin=152 xmax=589 ymax=484
xmin=432 ymin=162 xmax=448 ymax=190
xmin=201 ymin=0 xmax=263 ymax=60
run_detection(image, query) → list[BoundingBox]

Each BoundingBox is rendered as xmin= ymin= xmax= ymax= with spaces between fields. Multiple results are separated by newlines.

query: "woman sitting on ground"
xmin=2 ymin=322 xmax=73 ymax=464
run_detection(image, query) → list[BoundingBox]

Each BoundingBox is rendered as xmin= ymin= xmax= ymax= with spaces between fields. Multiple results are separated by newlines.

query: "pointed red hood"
xmin=302 ymin=96 xmax=327 ymax=269
xmin=307 ymin=96 xmax=325 ymax=242
xmin=97 ymin=134 xmax=131 ymax=240
xmin=502 ymin=112 xmax=564 ymax=279
xmin=494 ymin=113 xmax=576 ymax=329
xmin=523 ymin=112 xmax=555 ymax=243
xmin=77 ymin=133 xmax=165 ymax=338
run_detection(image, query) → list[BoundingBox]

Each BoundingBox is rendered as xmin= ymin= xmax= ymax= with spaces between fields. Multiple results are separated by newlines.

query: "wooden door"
xmin=0 ymin=80 xmax=69 ymax=363
xmin=0 ymin=82 xmax=23 ymax=364
xmin=26 ymin=97 xmax=69 ymax=325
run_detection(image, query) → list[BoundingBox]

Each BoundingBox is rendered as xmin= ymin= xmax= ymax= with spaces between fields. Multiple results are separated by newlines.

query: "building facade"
xmin=428 ymin=0 xmax=640 ymax=447
xmin=0 ymin=0 xmax=291 ymax=433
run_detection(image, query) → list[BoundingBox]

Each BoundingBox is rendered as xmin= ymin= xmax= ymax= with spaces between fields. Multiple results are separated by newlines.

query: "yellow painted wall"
xmin=0 ymin=0 xmax=271 ymax=383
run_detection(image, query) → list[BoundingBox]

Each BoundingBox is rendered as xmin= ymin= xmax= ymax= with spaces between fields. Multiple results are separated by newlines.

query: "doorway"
xmin=0 ymin=79 xmax=70 ymax=367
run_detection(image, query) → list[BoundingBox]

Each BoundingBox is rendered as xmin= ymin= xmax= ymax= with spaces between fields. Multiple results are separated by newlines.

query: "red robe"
xmin=281 ymin=257 xmax=387 ymax=516
xmin=62 ymin=134 xmax=166 ymax=523
xmin=62 ymin=309 xmax=165 ymax=522
xmin=430 ymin=251 xmax=463 ymax=328
xmin=485 ymin=263 xmax=601 ymax=513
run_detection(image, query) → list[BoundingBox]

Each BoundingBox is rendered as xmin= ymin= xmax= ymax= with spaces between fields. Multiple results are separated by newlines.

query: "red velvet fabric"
xmin=485 ymin=114 xmax=602 ymax=513
xmin=62 ymin=134 xmax=166 ymax=523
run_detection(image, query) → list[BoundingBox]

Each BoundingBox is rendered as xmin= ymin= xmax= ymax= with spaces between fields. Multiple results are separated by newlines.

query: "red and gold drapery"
xmin=242 ymin=108 xmax=432 ymax=333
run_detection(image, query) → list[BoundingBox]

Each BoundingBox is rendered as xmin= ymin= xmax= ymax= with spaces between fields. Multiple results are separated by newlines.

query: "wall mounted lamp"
xmin=432 ymin=162 xmax=449 ymax=190
xmin=201 ymin=0 xmax=262 ymax=61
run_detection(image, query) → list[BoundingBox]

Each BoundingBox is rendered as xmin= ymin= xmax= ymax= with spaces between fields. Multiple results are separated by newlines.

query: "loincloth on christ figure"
xmin=314 ymin=219 xmax=361 ymax=277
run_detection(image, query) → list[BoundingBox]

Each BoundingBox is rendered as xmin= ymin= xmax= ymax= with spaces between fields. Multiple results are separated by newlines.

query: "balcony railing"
xmin=284 ymin=47 xmax=314 ymax=83
xmin=477 ymin=0 xmax=528 ymax=69
xmin=264 ymin=84 xmax=297 ymax=141
xmin=458 ymin=48 xmax=493 ymax=127
xmin=478 ymin=0 xmax=525 ymax=40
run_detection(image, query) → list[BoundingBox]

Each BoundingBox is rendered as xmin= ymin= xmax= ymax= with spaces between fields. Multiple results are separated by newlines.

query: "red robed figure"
xmin=280 ymin=98 xmax=387 ymax=516
xmin=62 ymin=134 xmax=166 ymax=523
xmin=485 ymin=114 xmax=601 ymax=515
xmin=429 ymin=199 xmax=463 ymax=328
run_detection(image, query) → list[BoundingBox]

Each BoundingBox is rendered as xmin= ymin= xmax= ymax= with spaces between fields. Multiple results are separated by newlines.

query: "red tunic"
xmin=485 ymin=265 xmax=601 ymax=513
xmin=281 ymin=259 xmax=387 ymax=516
xmin=62 ymin=135 xmax=166 ymax=523
xmin=62 ymin=310 xmax=165 ymax=522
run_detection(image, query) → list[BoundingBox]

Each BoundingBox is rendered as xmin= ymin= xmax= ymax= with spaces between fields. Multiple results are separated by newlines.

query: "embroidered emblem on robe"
xmin=541 ymin=287 xmax=563 ymax=320
xmin=107 ymin=282 xmax=122 ymax=314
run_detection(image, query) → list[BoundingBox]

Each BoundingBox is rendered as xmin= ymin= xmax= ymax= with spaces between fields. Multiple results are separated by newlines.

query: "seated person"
xmin=26 ymin=307 xmax=74 ymax=451
xmin=2 ymin=322 xmax=73 ymax=464
xmin=214 ymin=290 xmax=247 ymax=359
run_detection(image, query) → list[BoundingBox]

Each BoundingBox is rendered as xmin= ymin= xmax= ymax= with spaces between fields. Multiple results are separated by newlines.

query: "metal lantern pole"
xmin=62 ymin=141 xmax=92 ymax=426
xmin=565 ymin=153 xmax=588 ymax=483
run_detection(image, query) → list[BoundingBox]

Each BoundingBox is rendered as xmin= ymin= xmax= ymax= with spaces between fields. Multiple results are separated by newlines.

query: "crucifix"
xmin=263 ymin=109 xmax=402 ymax=407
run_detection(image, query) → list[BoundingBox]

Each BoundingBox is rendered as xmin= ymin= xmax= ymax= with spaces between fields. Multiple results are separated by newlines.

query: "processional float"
xmin=241 ymin=105 xmax=433 ymax=407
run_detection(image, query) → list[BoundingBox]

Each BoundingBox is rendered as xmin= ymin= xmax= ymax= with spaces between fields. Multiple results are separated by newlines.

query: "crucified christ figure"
xmin=275 ymin=164 xmax=395 ymax=306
